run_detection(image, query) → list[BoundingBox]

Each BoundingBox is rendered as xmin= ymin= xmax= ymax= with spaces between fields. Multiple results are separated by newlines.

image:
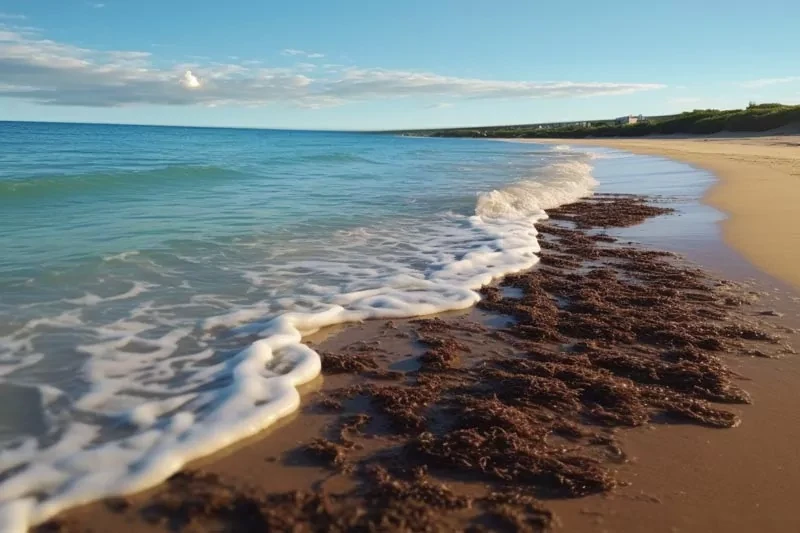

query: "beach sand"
xmin=527 ymin=135 xmax=800 ymax=291
xmin=41 ymin=188 xmax=800 ymax=532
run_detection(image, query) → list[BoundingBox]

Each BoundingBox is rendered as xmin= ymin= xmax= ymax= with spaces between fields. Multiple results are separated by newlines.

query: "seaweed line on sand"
xmin=40 ymin=195 xmax=793 ymax=533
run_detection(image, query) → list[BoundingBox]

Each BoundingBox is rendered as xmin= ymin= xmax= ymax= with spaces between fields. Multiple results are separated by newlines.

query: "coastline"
xmin=521 ymin=135 xmax=800 ymax=291
xmin=41 ymin=173 xmax=800 ymax=532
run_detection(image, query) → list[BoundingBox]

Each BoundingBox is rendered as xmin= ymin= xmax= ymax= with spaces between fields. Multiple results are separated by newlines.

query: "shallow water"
xmin=0 ymin=123 xmax=710 ymax=529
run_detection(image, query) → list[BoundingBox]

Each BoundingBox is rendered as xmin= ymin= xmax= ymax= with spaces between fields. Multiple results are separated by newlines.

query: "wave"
xmin=476 ymin=161 xmax=597 ymax=218
xmin=0 ymin=158 xmax=598 ymax=531
xmin=548 ymin=143 xmax=615 ymax=161
xmin=0 ymin=166 xmax=241 ymax=199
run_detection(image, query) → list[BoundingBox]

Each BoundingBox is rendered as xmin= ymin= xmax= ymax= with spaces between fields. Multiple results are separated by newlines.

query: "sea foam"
xmin=0 ymin=160 xmax=597 ymax=531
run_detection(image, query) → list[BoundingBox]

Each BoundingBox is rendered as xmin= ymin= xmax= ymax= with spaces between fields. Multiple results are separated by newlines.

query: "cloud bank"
xmin=0 ymin=28 xmax=665 ymax=109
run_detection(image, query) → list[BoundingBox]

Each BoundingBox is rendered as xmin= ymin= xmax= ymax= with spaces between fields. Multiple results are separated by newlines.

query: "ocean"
xmin=0 ymin=121 xmax=712 ymax=529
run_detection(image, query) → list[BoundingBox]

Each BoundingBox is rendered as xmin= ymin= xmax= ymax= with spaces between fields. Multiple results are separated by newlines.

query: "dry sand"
xmin=527 ymin=135 xmax=800 ymax=291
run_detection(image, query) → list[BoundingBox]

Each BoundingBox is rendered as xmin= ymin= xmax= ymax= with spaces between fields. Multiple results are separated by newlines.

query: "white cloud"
xmin=180 ymin=70 xmax=201 ymax=89
xmin=0 ymin=27 xmax=665 ymax=109
xmin=427 ymin=102 xmax=454 ymax=109
xmin=0 ymin=12 xmax=27 ymax=20
xmin=738 ymin=76 xmax=800 ymax=89
xmin=281 ymin=48 xmax=325 ymax=59
xmin=91 ymin=3 xmax=105 ymax=8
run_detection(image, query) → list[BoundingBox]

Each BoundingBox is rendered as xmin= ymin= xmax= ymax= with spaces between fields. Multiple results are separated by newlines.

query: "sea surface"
xmin=0 ymin=122 xmax=709 ymax=530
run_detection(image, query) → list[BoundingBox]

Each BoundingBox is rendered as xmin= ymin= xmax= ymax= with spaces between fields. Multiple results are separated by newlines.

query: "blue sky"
xmin=1 ymin=0 xmax=799 ymax=130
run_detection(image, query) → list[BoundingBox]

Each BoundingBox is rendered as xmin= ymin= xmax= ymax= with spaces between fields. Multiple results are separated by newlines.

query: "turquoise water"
xmin=0 ymin=122 xmax=606 ymax=529
xmin=1 ymin=123 xmax=539 ymax=275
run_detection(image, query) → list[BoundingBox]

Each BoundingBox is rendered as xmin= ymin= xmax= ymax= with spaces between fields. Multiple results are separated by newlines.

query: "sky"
xmin=0 ymin=0 xmax=799 ymax=130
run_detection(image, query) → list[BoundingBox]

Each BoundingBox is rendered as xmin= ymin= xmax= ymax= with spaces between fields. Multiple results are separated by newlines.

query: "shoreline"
xmin=522 ymin=135 xmax=800 ymax=291
xmin=43 ymin=190 xmax=800 ymax=532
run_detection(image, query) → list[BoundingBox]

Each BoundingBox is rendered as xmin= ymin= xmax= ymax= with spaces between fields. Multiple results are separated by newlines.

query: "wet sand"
xmin=41 ymin=193 xmax=800 ymax=533
xmin=526 ymin=135 xmax=800 ymax=291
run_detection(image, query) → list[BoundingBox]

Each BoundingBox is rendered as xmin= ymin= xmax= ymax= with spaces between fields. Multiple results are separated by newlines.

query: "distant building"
xmin=615 ymin=115 xmax=646 ymax=125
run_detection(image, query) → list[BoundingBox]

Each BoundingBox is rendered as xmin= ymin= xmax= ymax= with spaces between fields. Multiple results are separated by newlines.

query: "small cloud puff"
xmin=281 ymin=48 xmax=325 ymax=59
xmin=180 ymin=70 xmax=201 ymax=89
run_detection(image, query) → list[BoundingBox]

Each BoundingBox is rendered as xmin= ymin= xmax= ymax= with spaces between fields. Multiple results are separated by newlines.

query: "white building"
xmin=615 ymin=115 xmax=646 ymax=125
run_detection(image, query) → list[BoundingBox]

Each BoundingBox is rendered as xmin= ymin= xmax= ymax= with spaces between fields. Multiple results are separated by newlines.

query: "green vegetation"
xmin=399 ymin=103 xmax=800 ymax=139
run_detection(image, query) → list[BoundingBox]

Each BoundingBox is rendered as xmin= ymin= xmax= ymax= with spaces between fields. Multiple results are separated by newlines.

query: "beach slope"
xmin=528 ymin=135 xmax=800 ymax=290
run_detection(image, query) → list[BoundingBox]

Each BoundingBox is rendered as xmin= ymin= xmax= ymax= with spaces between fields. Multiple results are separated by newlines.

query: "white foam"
xmin=0 ymin=157 xmax=598 ymax=532
xmin=476 ymin=161 xmax=596 ymax=219
xmin=102 ymin=251 xmax=140 ymax=262
xmin=64 ymin=282 xmax=155 ymax=306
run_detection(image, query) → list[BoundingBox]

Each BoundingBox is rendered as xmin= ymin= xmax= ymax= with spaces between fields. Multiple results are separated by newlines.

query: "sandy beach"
xmin=4 ymin=1 xmax=800 ymax=530
xmin=41 ymin=177 xmax=800 ymax=532
xmin=527 ymin=135 xmax=800 ymax=291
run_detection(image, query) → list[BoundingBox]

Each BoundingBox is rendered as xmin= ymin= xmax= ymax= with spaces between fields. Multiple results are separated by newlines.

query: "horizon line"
xmin=0 ymin=102 xmax=762 ymax=134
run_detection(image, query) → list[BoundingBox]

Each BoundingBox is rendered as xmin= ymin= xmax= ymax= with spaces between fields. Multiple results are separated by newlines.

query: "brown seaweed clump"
xmin=320 ymin=351 xmax=378 ymax=374
xmin=304 ymin=195 xmax=783 ymax=527
xmin=137 ymin=469 xmax=465 ymax=533
xmin=408 ymin=428 xmax=614 ymax=497
xmin=304 ymin=414 xmax=372 ymax=469
xmin=546 ymin=194 xmax=674 ymax=228
xmin=418 ymin=335 xmax=470 ymax=370
xmin=123 ymin=466 xmax=553 ymax=533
